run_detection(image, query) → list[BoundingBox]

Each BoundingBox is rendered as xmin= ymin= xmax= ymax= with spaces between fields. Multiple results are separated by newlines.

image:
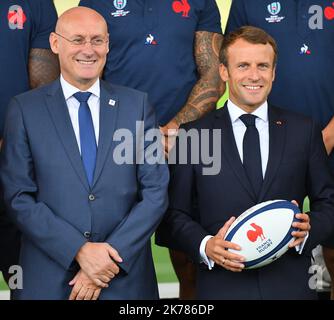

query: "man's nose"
xmin=247 ymin=67 xmax=261 ymax=81
xmin=80 ymin=42 xmax=95 ymax=54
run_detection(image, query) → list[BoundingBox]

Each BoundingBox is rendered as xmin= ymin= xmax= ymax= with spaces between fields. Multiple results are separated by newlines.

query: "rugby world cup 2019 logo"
xmin=265 ymin=2 xmax=285 ymax=23
xmin=8 ymin=5 xmax=27 ymax=30
xmin=113 ymin=0 xmax=127 ymax=10
xmin=267 ymin=2 xmax=281 ymax=15
xmin=112 ymin=0 xmax=130 ymax=17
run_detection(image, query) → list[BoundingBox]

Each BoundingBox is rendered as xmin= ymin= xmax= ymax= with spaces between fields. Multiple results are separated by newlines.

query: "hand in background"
xmin=160 ymin=119 xmax=179 ymax=157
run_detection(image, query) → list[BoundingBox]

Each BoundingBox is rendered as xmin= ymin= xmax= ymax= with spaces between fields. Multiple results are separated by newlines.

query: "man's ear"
xmin=49 ymin=32 xmax=59 ymax=55
xmin=106 ymin=33 xmax=110 ymax=54
xmin=272 ymin=65 xmax=276 ymax=82
xmin=219 ymin=63 xmax=229 ymax=82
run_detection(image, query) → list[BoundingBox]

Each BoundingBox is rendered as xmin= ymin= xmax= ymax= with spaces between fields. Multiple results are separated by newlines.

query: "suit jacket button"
xmin=88 ymin=194 xmax=95 ymax=201
xmin=84 ymin=231 xmax=91 ymax=238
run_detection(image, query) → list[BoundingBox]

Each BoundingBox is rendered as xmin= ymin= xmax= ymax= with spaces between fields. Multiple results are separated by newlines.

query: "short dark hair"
xmin=220 ymin=26 xmax=278 ymax=67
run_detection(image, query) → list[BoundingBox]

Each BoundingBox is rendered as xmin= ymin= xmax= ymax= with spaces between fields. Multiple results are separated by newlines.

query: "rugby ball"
xmin=224 ymin=200 xmax=300 ymax=269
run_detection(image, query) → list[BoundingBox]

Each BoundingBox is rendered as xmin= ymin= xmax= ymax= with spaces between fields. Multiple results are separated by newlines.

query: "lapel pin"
xmin=109 ymin=99 xmax=116 ymax=106
xmin=276 ymin=121 xmax=282 ymax=125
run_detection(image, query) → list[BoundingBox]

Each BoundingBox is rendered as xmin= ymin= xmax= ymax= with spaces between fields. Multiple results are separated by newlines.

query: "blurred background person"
xmin=0 ymin=0 xmax=59 ymax=287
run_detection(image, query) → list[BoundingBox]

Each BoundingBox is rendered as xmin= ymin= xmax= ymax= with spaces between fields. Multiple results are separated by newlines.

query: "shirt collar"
xmin=60 ymin=75 xmax=100 ymax=100
xmin=227 ymin=99 xmax=268 ymax=124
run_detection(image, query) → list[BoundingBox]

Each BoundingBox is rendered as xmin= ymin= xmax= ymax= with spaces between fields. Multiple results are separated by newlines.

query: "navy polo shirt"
xmin=0 ymin=0 xmax=57 ymax=137
xmin=79 ymin=0 xmax=222 ymax=125
xmin=226 ymin=0 xmax=334 ymax=131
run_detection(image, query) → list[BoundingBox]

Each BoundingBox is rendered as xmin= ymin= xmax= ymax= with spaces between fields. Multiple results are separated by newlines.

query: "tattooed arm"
xmin=160 ymin=31 xmax=224 ymax=154
xmin=28 ymin=48 xmax=60 ymax=89
xmin=174 ymin=31 xmax=224 ymax=125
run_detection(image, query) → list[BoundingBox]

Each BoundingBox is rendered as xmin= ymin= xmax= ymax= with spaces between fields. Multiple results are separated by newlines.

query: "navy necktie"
xmin=73 ymin=92 xmax=96 ymax=187
xmin=240 ymin=114 xmax=263 ymax=198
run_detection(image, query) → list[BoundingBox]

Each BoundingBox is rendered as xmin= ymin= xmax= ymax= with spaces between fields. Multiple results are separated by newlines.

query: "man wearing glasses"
xmin=0 ymin=6 xmax=169 ymax=300
xmin=78 ymin=0 xmax=224 ymax=300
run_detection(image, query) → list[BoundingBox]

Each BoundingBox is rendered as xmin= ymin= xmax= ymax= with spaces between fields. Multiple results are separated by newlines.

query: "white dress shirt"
xmin=227 ymin=100 xmax=269 ymax=177
xmin=199 ymin=100 xmax=306 ymax=270
xmin=60 ymin=75 xmax=100 ymax=153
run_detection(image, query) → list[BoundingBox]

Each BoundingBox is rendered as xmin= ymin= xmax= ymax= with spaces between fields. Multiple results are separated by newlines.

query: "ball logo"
xmin=8 ymin=5 xmax=26 ymax=30
xmin=113 ymin=0 xmax=127 ymax=10
xmin=267 ymin=2 xmax=281 ymax=16
xmin=225 ymin=200 xmax=297 ymax=268
xmin=172 ymin=0 xmax=191 ymax=18
xmin=324 ymin=2 xmax=334 ymax=20
xmin=247 ymin=223 xmax=266 ymax=242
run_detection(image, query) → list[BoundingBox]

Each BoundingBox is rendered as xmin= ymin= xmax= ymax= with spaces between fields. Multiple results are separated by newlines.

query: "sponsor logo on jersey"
xmin=300 ymin=44 xmax=311 ymax=55
xmin=145 ymin=34 xmax=157 ymax=45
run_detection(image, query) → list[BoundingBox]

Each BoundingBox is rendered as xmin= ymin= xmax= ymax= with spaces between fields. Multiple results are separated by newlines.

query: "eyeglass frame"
xmin=53 ymin=32 xmax=109 ymax=47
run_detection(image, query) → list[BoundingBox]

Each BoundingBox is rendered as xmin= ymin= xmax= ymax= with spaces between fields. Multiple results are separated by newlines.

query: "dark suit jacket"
xmin=0 ymin=79 xmax=169 ymax=300
xmin=156 ymin=104 xmax=334 ymax=299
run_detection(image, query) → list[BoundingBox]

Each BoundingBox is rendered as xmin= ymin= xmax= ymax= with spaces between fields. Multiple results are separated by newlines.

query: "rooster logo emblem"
xmin=247 ymin=223 xmax=266 ymax=242
xmin=172 ymin=0 xmax=191 ymax=18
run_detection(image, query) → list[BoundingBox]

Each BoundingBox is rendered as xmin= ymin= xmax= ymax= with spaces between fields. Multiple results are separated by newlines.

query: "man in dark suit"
xmin=0 ymin=7 xmax=169 ymax=300
xmin=156 ymin=26 xmax=334 ymax=299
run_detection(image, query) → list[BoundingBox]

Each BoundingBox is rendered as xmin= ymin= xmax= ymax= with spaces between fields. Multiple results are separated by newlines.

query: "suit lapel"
xmin=215 ymin=106 xmax=257 ymax=202
xmin=91 ymin=81 xmax=119 ymax=187
xmin=45 ymin=80 xmax=90 ymax=191
xmin=258 ymin=106 xmax=286 ymax=201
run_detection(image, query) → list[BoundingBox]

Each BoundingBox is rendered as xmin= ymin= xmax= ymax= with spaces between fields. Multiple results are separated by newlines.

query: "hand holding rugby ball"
xmin=224 ymin=200 xmax=301 ymax=269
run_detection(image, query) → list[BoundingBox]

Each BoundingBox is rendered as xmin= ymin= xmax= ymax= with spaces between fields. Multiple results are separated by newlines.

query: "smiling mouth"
xmin=244 ymin=85 xmax=262 ymax=90
xmin=76 ymin=59 xmax=96 ymax=65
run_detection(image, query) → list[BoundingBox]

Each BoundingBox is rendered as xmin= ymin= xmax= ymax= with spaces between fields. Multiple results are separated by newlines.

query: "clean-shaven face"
xmin=50 ymin=8 xmax=109 ymax=90
xmin=220 ymin=38 xmax=276 ymax=113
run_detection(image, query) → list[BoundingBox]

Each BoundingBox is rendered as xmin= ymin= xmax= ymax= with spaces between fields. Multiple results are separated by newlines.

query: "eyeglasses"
xmin=54 ymin=32 xmax=109 ymax=47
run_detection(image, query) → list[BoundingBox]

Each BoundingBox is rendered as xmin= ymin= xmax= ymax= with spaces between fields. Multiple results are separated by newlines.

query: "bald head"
xmin=56 ymin=7 xmax=108 ymax=35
